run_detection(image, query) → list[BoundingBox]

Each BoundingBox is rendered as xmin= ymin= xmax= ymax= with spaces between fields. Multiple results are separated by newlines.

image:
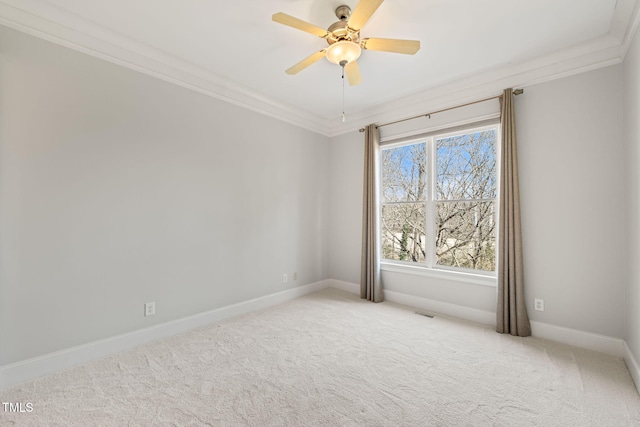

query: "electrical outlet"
xmin=282 ymin=274 xmax=288 ymax=283
xmin=144 ymin=302 xmax=155 ymax=316
xmin=292 ymin=272 xmax=297 ymax=281
xmin=534 ymin=299 xmax=544 ymax=312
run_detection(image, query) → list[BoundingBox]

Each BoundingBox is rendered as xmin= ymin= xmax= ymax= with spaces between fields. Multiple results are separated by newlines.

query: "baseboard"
xmin=0 ymin=279 xmax=331 ymax=390
xmin=1 ymin=278 xmax=629 ymax=390
xmin=327 ymin=280 xmax=495 ymax=326
xmin=327 ymin=279 xmax=360 ymax=294
xmin=624 ymin=342 xmax=640 ymax=394
xmin=331 ymin=280 xmax=626 ymax=358
xmin=530 ymin=321 xmax=624 ymax=357
xmin=382 ymin=288 xmax=624 ymax=357
xmin=382 ymin=289 xmax=496 ymax=326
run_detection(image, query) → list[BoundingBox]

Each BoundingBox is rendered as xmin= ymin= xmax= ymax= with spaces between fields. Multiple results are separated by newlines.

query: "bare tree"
xmin=381 ymin=143 xmax=427 ymax=262
xmin=381 ymin=129 xmax=496 ymax=271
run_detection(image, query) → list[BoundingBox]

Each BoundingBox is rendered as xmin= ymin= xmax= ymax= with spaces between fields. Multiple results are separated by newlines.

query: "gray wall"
xmin=0 ymin=26 xmax=330 ymax=365
xmin=0 ymin=19 xmax=635 ymax=369
xmin=328 ymin=65 xmax=627 ymax=338
xmin=518 ymin=66 xmax=625 ymax=337
xmin=625 ymin=22 xmax=640 ymax=365
xmin=327 ymin=131 xmax=364 ymax=286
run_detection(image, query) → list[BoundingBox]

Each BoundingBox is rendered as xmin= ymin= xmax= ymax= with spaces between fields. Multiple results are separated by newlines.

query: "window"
xmin=380 ymin=123 xmax=498 ymax=275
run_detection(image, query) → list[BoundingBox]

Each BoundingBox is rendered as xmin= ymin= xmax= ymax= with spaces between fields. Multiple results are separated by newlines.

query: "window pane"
xmin=436 ymin=201 xmax=495 ymax=271
xmin=382 ymin=143 xmax=427 ymax=202
xmin=381 ymin=203 xmax=426 ymax=262
xmin=436 ymin=130 xmax=496 ymax=200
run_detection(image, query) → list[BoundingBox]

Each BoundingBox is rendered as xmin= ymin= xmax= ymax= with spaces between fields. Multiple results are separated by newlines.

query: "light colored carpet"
xmin=1 ymin=288 xmax=639 ymax=426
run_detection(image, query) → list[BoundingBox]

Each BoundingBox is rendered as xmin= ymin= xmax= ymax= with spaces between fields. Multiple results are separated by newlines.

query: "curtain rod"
xmin=358 ymin=89 xmax=524 ymax=132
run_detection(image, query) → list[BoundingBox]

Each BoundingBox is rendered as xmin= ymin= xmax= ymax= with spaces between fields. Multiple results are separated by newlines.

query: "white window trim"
xmin=379 ymin=119 xmax=501 ymax=285
xmin=381 ymin=261 xmax=498 ymax=287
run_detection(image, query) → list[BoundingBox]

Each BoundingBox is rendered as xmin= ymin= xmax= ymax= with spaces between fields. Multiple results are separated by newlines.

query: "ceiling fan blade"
xmin=272 ymin=12 xmax=329 ymax=38
xmin=347 ymin=0 xmax=385 ymax=31
xmin=286 ymin=50 xmax=327 ymax=75
xmin=361 ymin=38 xmax=420 ymax=54
xmin=345 ymin=61 xmax=363 ymax=86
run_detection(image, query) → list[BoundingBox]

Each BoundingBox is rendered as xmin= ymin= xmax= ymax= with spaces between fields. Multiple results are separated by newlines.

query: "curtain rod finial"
xmin=514 ymin=89 xmax=524 ymax=95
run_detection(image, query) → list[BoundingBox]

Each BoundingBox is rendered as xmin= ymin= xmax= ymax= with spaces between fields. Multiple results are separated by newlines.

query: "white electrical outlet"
xmin=534 ymin=298 xmax=544 ymax=312
xmin=282 ymin=274 xmax=288 ymax=283
xmin=292 ymin=272 xmax=297 ymax=281
xmin=145 ymin=302 xmax=156 ymax=316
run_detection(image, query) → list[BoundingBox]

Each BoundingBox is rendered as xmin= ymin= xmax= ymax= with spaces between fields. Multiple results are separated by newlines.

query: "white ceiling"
xmin=0 ymin=0 xmax=638 ymax=135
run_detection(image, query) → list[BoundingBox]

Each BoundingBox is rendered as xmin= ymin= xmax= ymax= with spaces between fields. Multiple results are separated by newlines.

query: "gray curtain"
xmin=497 ymin=89 xmax=531 ymax=336
xmin=361 ymin=124 xmax=383 ymax=302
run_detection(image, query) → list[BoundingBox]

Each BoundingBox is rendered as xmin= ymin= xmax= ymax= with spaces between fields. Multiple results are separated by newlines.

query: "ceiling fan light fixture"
xmin=325 ymin=40 xmax=361 ymax=65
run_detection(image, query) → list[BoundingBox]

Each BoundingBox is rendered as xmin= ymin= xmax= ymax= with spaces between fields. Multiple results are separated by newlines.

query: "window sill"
xmin=381 ymin=262 xmax=497 ymax=287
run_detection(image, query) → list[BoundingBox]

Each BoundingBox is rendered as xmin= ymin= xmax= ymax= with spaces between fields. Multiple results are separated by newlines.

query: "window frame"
xmin=379 ymin=119 xmax=501 ymax=283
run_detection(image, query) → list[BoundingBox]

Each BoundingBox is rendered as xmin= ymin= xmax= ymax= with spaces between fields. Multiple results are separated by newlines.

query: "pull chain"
xmin=341 ymin=63 xmax=346 ymax=122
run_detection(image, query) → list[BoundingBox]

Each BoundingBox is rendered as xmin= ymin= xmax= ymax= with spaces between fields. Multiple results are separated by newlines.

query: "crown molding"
xmin=612 ymin=0 xmax=640 ymax=57
xmin=0 ymin=0 xmax=637 ymax=138
xmin=325 ymin=35 xmax=625 ymax=137
xmin=0 ymin=0 xmax=333 ymax=136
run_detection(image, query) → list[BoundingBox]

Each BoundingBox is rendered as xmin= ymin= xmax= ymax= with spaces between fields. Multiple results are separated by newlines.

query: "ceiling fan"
xmin=272 ymin=0 xmax=420 ymax=86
